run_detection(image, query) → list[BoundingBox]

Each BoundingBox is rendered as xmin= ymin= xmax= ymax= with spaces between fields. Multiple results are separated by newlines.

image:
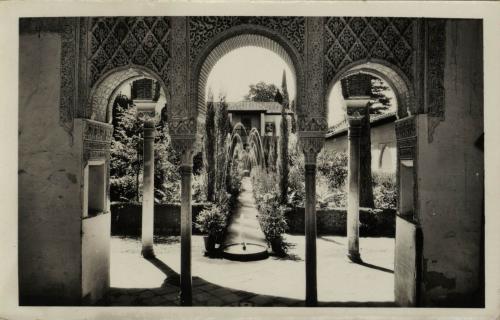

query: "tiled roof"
xmin=214 ymin=101 xmax=292 ymax=114
xmin=325 ymin=111 xmax=397 ymax=138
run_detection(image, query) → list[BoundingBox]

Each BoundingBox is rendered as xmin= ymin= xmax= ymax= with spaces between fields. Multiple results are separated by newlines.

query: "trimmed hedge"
xmin=111 ymin=202 xmax=211 ymax=236
xmin=111 ymin=202 xmax=395 ymax=238
xmin=285 ymin=207 xmax=395 ymax=237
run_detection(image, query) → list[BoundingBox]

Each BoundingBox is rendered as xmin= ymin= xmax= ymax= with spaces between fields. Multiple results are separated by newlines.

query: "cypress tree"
xmin=281 ymin=70 xmax=289 ymax=108
xmin=205 ymin=91 xmax=216 ymax=202
xmin=215 ymin=96 xmax=231 ymax=198
xmin=278 ymin=102 xmax=289 ymax=204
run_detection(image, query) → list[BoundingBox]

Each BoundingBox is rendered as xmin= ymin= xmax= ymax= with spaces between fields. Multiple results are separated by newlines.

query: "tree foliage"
xmin=110 ymin=95 xmax=180 ymax=203
xmin=244 ymin=82 xmax=279 ymax=102
xmin=368 ymin=77 xmax=392 ymax=114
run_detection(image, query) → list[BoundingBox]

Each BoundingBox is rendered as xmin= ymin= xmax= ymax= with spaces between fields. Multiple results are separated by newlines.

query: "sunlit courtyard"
xmin=106 ymin=234 xmax=395 ymax=306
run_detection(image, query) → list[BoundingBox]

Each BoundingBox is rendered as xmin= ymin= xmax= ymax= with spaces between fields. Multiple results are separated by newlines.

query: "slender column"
xmin=300 ymin=135 xmax=324 ymax=307
xmin=141 ymin=117 xmax=155 ymax=258
xmin=346 ymin=105 xmax=365 ymax=263
xmin=305 ymin=162 xmax=317 ymax=306
xmin=176 ymin=141 xmax=194 ymax=306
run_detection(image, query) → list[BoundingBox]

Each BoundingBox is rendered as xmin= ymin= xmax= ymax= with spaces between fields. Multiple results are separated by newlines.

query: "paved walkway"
xmin=223 ymin=177 xmax=268 ymax=257
xmin=97 ymin=234 xmax=396 ymax=307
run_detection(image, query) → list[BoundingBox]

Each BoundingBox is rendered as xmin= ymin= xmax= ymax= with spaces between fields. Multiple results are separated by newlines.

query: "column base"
xmin=347 ymin=251 xmax=362 ymax=263
xmin=305 ymin=298 xmax=318 ymax=307
xmin=180 ymin=291 xmax=192 ymax=306
xmin=141 ymin=246 xmax=155 ymax=259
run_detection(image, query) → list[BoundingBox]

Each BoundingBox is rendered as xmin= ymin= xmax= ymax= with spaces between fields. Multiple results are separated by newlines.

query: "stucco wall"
xmin=324 ymin=121 xmax=397 ymax=173
xmin=19 ymin=29 xmax=83 ymax=305
xmin=82 ymin=213 xmax=111 ymax=304
xmin=418 ymin=20 xmax=483 ymax=307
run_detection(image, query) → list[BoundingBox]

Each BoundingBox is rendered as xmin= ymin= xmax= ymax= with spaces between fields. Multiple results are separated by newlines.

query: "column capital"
xmin=298 ymin=134 xmax=324 ymax=165
xmin=137 ymin=110 xmax=156 ymax=128
xmin=171 ymin=136 xmax=196 ymax=166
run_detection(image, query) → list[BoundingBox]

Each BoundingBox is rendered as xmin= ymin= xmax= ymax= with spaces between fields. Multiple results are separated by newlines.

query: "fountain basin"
xmin=222 ymin=242 xmax=269 ymax=261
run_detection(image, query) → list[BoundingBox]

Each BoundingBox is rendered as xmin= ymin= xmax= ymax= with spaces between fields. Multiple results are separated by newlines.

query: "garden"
xmin=109 ymin=81 xmax=398 ymax=259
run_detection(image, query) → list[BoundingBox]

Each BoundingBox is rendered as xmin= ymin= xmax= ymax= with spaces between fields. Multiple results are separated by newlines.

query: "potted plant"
xmin=257 ymin=198 xmax=288 ymax=256
xmin=195 ymin=205 xmax=227 ymax=253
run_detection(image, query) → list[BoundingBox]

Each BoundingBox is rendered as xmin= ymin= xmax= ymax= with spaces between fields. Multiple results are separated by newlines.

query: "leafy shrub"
xmin=110 ymin=175 xmax=139 ymax=202
xmin=373 ymin=172 xmax=397 ymax=209
xmin=192 ymin=168 xmax=208 ymax=203
xmin=317 ymin=150 xmax=348 ymax=190
xmin=258 ymin=203 xmax=288 ymax=241
xmin=195 ymin=204 xmax=227 ymax=238
xmin=287 ymin=134 xmax=305 ymax=207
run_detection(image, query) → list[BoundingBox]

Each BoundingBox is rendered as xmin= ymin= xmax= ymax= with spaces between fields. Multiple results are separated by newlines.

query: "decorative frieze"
xmin=82 ymin=120 xmax=113 ymax=161
xmin=304 ymin=17 xmax=325 ymax=118
xmin=395 ymin=116 xmax=417 ymax=160
xmin=298 ymin=117 xmax=328 ymax=132
xmin=426 ymin=19 xmax=446 ymax=142
xmin=60 ymin=18 xmax=77 ymax=133
xmin=170 ymin=17 xmax=191 ymax=123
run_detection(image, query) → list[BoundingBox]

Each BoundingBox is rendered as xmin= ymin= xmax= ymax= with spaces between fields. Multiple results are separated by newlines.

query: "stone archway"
xmin=190 ymin=25 xmax=305 ymax=142
xmin=87 ymin=65 xmax=169 ymax=259
xmin=88 ymin=64 xmax=170 ymax=124
xmin=326 ymin=60 xmax=419 ymax=306
xmin=326 ymin=59 xmax=415 ymax=120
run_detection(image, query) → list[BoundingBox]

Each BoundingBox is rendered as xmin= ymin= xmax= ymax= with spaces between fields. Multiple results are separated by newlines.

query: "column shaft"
xmin=305 ymin=163 xmax=317 ymax=306
xmin=347 ymin=126 xmax=361 ymax=262
xmin=141 ymin=125 xmax=155 ymax=258
xmin=180 ymin=164 xmax=193 ymax=306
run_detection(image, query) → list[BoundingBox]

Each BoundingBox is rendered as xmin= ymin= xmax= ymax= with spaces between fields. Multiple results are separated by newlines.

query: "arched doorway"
xmin=191 ymin=26 xmax=304 ymax=143
xmin=81 ymin=65 xmax=169 ymax=303
xmin=326 ymin=60 xmax=418 ymax=306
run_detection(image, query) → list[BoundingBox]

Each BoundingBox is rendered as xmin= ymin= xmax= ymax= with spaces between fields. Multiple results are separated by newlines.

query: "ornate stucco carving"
xmin=169 ymin=17 xmax=194 ymax=136
xmin=324 ymin=17 xmax=414 ymax=85
xmin=395 ymin=116 xmax=417 ymax=160
xmin=299 ymin=134 xmax=325 ymax=165
xmin=88 ymin=17 xmax=171 ymax=88
xmin=426 ymin=19 xmax=446 ymax=143
xmin=304 ymin=17 xmax=325 ymax=119
xmin=188 ymin=16 xmax=305 ymax=64
xmin=60 ymin=18 xmax=77 ymax=133
xmin=82 ymin=119 xmax=114 ymax=162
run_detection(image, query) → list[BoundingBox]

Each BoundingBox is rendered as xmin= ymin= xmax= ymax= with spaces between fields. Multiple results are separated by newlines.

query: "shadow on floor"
xmin=356 ymin=260 xmax=394 ymax=274
xmin=96 ymin=256 xmax=396 ymax=307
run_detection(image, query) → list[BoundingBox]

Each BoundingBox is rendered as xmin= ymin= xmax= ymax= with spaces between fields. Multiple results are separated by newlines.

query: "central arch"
xmin=191 ymin=25 xmax=305 ymax=139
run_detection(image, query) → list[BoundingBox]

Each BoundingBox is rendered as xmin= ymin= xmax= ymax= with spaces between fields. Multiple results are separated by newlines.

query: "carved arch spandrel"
xmin=189 ymin=22 xmax=307 ymax=142
xmin=326 ymin=59 xmax=416 ymax=120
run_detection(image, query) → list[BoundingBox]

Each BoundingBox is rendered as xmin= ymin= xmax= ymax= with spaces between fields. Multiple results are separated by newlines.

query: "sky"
xmin=206 ymin=47 xmax=296 ymax=102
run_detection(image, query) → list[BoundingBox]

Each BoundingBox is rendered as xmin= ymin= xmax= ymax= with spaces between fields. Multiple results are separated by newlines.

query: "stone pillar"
xmin=346 ymin=103 xmax=367 ymax=263
xmin=174 ymin=139 xmax=195 ymax=306
xmin=260 ymin=113 xmax=265 ymax=136
xmin=139 ymin=112 xmax=156 ymax=259
xmin=299 ymin=134 xmax=324 ymax=307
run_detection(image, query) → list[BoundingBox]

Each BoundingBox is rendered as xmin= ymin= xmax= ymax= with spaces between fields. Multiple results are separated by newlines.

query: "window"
xmin=399 ymin=160 xmax=414 ymax=219
xmin=86 ymin=162 xmax=106 ymax=217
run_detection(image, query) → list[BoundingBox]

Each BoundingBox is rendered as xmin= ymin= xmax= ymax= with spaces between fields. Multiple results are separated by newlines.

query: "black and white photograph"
xmin=1 ymin=1 xmax=500 ymax=319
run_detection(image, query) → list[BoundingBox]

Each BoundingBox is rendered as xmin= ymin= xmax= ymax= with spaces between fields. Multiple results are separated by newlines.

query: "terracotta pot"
xmin=203 ymin=235 xmax=216 ymax=252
